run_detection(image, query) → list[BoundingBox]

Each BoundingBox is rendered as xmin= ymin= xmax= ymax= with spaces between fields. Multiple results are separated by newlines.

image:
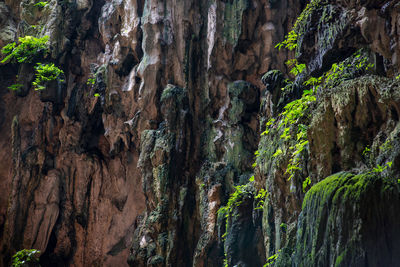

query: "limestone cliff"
xmin=0 ymin=0 xmax=399 ymax=266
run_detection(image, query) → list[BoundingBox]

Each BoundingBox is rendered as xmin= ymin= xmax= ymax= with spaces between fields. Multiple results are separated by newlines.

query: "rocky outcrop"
xmin=254 ymin=1 xmax=400 ymax=266
xmin=292 ymin=172 xmax=400 ymax=266
xmin=0 ymin=0 xmax=301 ymax=266
xmin=1 ymin=0 xmax=400 ymax=266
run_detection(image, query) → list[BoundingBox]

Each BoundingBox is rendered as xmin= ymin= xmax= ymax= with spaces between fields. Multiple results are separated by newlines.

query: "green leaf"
xmin=272 ymin=148 xmax=283 ymax=158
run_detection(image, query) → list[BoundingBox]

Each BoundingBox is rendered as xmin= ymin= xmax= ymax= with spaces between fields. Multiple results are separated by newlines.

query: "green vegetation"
xmin=34 ymin=1 xmax=48 ymax=8
xmin=8 ymin=84 xmax=24 ymax=91
xmin=33 ymin=63 xmax=64 ymax=90
xmin=218 ymin=184 xmax=251 ymax=226
xmin=218 ymin=184 xmax=248 ymax=266
xmin=257 ymin=48 xmax=373 ymax=183
xmin=286 ymin=59 xmax=306 ymax=77
xmin=255 ymin=188 xmax=268 ymax=210
xmin=362 ymin=138 xmax=393 ymax=174
xmin=264 ymin=250 xmax=281 ymax=266
xmin=12 ymin=249 xmax=40 ymax=267
xmin=275 ymin=30 xmax=298 ymax=51
xmin=220 ymin=2 xmax=379 ymax=265
xmin=260 ymin=88 xmax=315 ymax=181
xmin=302 ymin=177 xmax=311 ymax=193
xmin=87 ymin=77 xmax=96 ymax=85
xmin=1 ymin=35 xmax=65 ymax=93
xmin=275 ymin=0 xmax=325 ymax=51
xmin=1 ymin=36 xmax=49 ymax=64
xmin=321 ymin=49 xmax=374 ymax=89
xmin=380 ymin=139 xmax=392 ymax=152
xmin=218 ymin=178 xmax=267 ymax=266
xmin=371 ymin=161 xmax=392 ymax=173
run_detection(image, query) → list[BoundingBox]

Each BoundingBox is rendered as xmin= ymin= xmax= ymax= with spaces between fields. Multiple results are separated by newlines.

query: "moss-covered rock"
xmin=223 ymin=0 xmax=248 ymax=46
xmin=290 ymin=172 xmax=400 ymax=267
xmin=309 ymin=75 xmax=400 ymax=179
xmin=222 ymin=184 xmax=265 ymax=267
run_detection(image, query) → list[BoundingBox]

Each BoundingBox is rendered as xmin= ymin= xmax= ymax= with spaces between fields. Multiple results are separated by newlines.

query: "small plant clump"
xmin=275 ymin=0 xmax=325 ymax=52
xmin=1 ymin=36 xmax=49 ymax=64
xmin=12 ymin=249 xmax=41 ymax=267
xmin=218 ymin=184 xmax=251 ymax=228
xmin=218 ymin=177 xmax=267 ymax=267
xmin=264 ymin=250 xmax=281 ymax=266
xmin=32 ymin=63 xmax=64 ymax=90
xmin=34 ymin=1 xmax=48 ymax=8
xmin=87 ymin=77 xmax=96 ymax=85
xmin=8 ymin=84 xmax=24 ymax=91
xmin=362 ymin=139 xmax=394 ymax=174
xmin=260 ymin=88 xmax=315 ymax=181
xmin=302 ymin=176 xmax=311 ymax=192
xmin=1 ymin=35 xmax=65 ymax=93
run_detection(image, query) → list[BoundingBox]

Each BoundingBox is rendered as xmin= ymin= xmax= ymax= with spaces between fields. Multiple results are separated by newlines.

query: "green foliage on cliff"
xmin=275 ymin=30 xmax=298 ymax=51
xmin=258 ymin=48 xmax=374 ymax=185
xmin=260 ymin=88 xmax=315 ymax=181
xmin=275 ymin=0 xmax=324 ymax=51
xmin=8 ymin=84 xmax=24 ymax=91
xmin=32 ymin=63 xmax=64 ymax=90
xmin=264 ymin=250 xmax=280 ymax=266
xmin=218 ymin=179 xmax=267 ymax=266
xmin=12 ymin=249 xmax=41 ymax=267
xmin=1 ymin=35 xmax=65 ymax=93
xmin=218 ymin=184 xmax=251 ymax=223
xmin=1 ymin=36 xmax=49 ymax=64
xmin=34 ymin=1 xmax=48 ymax=8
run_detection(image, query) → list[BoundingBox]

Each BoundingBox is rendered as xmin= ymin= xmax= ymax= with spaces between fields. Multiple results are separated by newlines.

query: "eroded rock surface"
xmin=0 ymin=0 xmax=400 ymax=266
xmin=0 ymin=0 xmax=300 ymax=266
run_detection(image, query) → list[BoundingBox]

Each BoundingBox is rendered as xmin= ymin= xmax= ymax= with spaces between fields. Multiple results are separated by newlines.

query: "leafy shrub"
xmin=1 ymin=36 xmax=49 ymax=64
xmin=12 ymin=249 xmax=40 ymax=267
xmin=32 ymin=63 xmax=64 ymax=90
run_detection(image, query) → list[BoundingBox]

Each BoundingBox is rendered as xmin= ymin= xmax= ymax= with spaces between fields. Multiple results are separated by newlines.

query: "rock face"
xmin=0 ymin=0 xmax=399 ymax=266
xmin=294 ymin=172 xmax=400 ymax=267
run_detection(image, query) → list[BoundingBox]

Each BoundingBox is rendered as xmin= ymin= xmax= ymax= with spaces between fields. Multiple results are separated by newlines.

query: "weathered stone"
xmin=292 ymin=172 xmax=400 ymax=266
xmin=1 ymin=0 xmax=399 ymax=266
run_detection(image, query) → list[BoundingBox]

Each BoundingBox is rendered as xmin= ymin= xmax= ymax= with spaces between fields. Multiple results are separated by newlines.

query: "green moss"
xmin=302 ymin=172 xmax=387 ymax=211
xmin=204 ymin=120 xmax=218 ymax=162
xmin=297 ymin=172 xmax=399 ymax=266
xmin=293 ymin=0 xmax=325 ymax=34
xmin=302 ymin=172 xmax=351 ymax=209
xmin=316 ymin=6 xmax=348 ymax=54
xmin=223 ymin=0 xmax=248 ymax=45
xmin=160 ymin=85 xmax=185 ymax=103
xmin=227 ymin=81 xmax=253 ymax=124
xmin=334 ymin=250 xmax=346 ymax=267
